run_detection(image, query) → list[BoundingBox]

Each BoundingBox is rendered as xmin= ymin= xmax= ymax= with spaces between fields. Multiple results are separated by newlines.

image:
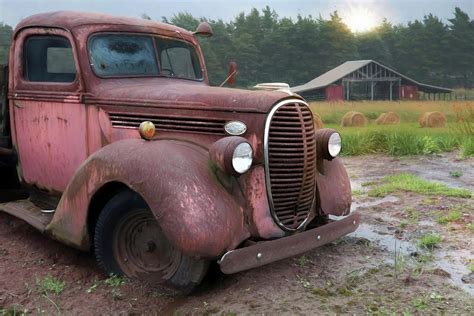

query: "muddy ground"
xmin=1 ymin=152 xmax=473 ymax=315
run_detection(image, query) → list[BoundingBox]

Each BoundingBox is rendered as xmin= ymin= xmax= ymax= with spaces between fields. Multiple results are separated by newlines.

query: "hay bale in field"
xmin=375 ymin=112 xmax=400 ymax=125
xmin=419 ymin=111 xmax=446 ymax=128
xmin=341 ymin=111 xmax=367 ymax=127
xmin=312 ymin=112 xmax=324 ymax=129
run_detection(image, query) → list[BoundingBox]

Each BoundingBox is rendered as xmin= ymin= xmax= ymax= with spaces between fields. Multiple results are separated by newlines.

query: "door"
xmin=10 ymin=28 xmax=87 ymax=193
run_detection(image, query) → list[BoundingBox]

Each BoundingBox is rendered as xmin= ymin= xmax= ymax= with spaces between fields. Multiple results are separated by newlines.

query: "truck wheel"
xmin=94 ymin=190 xmax=209 ymax=294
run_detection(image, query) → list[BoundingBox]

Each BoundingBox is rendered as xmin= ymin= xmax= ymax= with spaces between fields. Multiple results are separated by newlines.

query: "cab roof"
xmin=15 ymin=11 xmax=191 ymax=35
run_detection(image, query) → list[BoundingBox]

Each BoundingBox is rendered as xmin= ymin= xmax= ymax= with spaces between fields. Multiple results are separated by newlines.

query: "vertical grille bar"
xmin=264 ymin=100 xmax=317 ymax=230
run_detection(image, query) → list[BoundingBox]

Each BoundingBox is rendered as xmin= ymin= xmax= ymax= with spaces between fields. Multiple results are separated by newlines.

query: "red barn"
xmin=291 ymin=60 xmax=452 ymax=101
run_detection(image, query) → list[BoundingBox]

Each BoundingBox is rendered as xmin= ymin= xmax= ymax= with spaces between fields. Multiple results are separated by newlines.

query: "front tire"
xmin=94 ymin=190 xmax=209 ymax=294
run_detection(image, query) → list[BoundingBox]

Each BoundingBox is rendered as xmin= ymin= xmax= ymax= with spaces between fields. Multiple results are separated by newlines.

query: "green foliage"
xmin=36 ymin=275 xmax=65 ymax=295
xmin=468 ymin=263 xmax=474 ymax=273
xmin=468 ymin=222 xmax=474 ymax=232
xmin=437 ymin=210 xmax=461 ymax=224
xmin=0 ymin=23 xmax=13 ymax=65
xmin=418 ymin=233 xmax=442 ymax=250
xmin=449 ymin=170 xmax=463 ymax=178
xmin=333 ymin=123 xmax=464 ymax=157
xmin=164 ymin=6 xmax=473 ymax=88
xmin=368 ymin=173 xmax=472 ymax=198
xmin=104 ymin=274 xmax=127 ymax=287
xmin=461 ymin=137 xmax=474 ymax=157
xmin=296 ymin=255 xmax=310 ymax=267
xmin=2 ymin=6 xmax=473 ymax=88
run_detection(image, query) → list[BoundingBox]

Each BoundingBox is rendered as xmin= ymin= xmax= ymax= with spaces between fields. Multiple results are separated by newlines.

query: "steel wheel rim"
xmin=113 ymin=209 xmax=181 ymax=281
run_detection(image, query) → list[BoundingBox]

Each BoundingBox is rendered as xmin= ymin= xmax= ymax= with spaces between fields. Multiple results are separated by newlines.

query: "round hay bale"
xmin=341 ymin=111 xmax=367 ymax=127
xmin=419 ymin=111 xmax=446 ymax=128
xmin=375 ymin=113 xmax=387 ymax=125
xmin=375 ymin=112 xmax=400 ymax=125
xmin=312 ymin=112 xmax=324 ymax=129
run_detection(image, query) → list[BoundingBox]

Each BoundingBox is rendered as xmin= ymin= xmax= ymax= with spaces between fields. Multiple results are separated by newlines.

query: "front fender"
xmin=316 ymin=158 xmax=352 ymax=216
xmin=46 ymin=139 xmax=250 ymax=257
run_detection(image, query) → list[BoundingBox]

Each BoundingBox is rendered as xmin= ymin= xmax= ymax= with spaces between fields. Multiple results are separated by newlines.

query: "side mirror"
xmin=194 ymin=22 xmax=213 ymax=37
xmin=219 ymin=62 xmax=237 ymax=87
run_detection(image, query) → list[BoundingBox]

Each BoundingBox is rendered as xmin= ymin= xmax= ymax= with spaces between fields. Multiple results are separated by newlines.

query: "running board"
xmin=0 ymin=199 xmax=54 ymax=232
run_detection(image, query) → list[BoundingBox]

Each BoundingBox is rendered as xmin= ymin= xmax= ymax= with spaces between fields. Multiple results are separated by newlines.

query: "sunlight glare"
xmin=343 ymin=6 xmax=380 ymax=33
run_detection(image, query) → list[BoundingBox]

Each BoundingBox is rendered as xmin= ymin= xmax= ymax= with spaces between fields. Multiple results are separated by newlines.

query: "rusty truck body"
xmin=0 ymin=11 xmax=359 ymax=292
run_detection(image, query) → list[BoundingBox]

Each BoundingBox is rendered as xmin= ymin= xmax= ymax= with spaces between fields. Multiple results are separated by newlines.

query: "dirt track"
xmin=1 ymin=152 xmax=473 ymax=315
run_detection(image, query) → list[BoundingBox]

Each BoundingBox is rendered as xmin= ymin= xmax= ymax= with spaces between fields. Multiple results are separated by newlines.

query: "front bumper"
xmin=219 ymin=211 xmax=360 ymax=274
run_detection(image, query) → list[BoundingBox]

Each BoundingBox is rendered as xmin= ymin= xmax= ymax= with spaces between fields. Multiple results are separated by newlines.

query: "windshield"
xmin=89 ymin=34 xmax=203 ymax=80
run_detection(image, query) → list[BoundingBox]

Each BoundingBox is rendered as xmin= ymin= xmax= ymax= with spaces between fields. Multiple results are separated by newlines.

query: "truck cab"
xmin=0 ymin=11 xmax=358 ymax=293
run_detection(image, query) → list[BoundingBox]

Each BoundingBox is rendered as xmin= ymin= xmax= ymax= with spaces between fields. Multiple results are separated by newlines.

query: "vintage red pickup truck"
xmin=0 ymin=11 xmax=359 ymax=293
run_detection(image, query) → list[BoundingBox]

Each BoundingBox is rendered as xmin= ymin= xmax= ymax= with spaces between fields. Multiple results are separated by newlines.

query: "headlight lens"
xmin=328 ymin=133 xmax=342 ymax=157
xmin=232 ymin=142 xmax=253 ymax=174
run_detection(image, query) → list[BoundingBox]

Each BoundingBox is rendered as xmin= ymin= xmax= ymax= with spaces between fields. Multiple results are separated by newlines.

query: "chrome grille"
xmin=265 ymin=100 xmax=317 ymax=230
xmin=108 ymin=112 xmax=226 ymax=135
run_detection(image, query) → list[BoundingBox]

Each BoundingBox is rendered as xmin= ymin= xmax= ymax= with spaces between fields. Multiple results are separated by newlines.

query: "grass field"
xmin=309 ymin=101 xmax=474 ymax=157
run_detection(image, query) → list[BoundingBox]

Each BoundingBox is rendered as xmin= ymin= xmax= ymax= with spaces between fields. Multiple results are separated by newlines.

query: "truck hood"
xmin=86 ymin=78 xmax=302 ymax=114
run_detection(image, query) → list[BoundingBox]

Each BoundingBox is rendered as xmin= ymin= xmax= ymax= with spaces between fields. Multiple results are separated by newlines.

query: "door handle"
xmin=14 ymin=101 xmax=23 ymax=109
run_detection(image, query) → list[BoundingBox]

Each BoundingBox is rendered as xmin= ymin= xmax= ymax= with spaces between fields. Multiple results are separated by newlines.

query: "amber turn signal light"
xmin=139 ymin=121 xmax=156 ymax=140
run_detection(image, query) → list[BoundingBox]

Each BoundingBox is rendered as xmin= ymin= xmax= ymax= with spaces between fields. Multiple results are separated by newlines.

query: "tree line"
xmin=1 ymin=6 xmax=473 ymax=88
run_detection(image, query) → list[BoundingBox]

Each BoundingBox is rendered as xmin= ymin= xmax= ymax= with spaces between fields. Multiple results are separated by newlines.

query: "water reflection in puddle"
xmin=350 ymin=223 xmax=473 ymax=295
xmin=351 ymin=195 xmax=400 ymax=212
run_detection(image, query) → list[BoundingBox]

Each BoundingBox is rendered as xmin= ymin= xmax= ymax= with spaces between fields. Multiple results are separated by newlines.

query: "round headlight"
xmin=328 ymin=132 xmax=342 ymax=157
xmin=232 ymin=142 xmax=253 ymax=174
xmin=224 ymin=121 xmax=247 ymax=136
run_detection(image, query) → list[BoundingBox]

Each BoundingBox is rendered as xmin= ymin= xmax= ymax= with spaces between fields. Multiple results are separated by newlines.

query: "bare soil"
xmin=1 ymin=152 xmax=473 ymax=315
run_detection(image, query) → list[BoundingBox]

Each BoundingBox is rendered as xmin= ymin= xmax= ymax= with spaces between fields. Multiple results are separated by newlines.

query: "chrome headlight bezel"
xmin=209 ymin=136 xmax=254 ymax=176
xmin=315 ymin=128 xmax=342 ymax=160
xmin=328 ymin=132 xmax=342 ymax=158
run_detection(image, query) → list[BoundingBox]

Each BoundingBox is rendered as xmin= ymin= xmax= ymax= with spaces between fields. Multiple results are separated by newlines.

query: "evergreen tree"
xmin=447 ymin=7 xmax=474 ymax=87
xmin=0 ymin=23 xmax=13 ymax=65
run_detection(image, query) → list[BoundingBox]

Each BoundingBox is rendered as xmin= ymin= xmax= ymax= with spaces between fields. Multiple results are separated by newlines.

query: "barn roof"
xmin=291 ymin=60 xmax=452 ymax=94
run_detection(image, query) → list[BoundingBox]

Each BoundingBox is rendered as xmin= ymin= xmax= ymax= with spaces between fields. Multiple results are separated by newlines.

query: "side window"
xmin=24 ymin=36 xmax=77 ymax=83
xmin=155 ymin=38 xmax=202 ymax=80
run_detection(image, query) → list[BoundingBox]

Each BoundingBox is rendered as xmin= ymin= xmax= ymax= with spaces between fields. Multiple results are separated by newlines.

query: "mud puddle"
xmin=351 ymin=223 xmax=473 ymax=295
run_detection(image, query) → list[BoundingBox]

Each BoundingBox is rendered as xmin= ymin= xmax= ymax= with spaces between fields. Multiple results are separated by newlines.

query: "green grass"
xmin=104 ymin=274 xmax=127 ymax=287
xmin=437 ymin=210 xmax=462 ymax=224
xmin=418 ymin=233 xmax=442 ymax=250
xmin=309 ymin=101 xmax=474 ymax=157
xmin=449 ymin=170 xmax=463 ymax=178
xmin=368 ymin=173 xmax=472 ymax=198
xmin=468 ymin=222 xmax=474 ymax=232
xmin=468 ymin=263 xmax=474 ymax=273
xmin=36 ymin=275 xmax=65 ymax=295
xmin=296 ymin=255 xmax=310 ymax=267
xmin=461 ymin=137 xmax=474 ymax=157
xmin=327 ymin=123 xmax=466 ymax=156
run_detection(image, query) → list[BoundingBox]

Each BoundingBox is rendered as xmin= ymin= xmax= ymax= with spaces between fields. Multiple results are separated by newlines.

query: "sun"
xmin=343 ymin=6 xmax=379 ymax=33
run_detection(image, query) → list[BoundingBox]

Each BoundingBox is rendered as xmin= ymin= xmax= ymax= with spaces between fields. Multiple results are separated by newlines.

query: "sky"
xmin=1 ymin=0 xmax=473 ymax=32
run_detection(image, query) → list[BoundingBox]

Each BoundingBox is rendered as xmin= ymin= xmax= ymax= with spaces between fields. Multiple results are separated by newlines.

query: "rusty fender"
xmin=45 ymin=138 xmax=251 ymax=257
xmin=316 ymin=158 xmax=352 ymax=216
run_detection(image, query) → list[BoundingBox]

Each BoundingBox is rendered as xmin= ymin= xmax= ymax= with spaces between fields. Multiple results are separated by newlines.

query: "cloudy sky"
xmin=1 ymin=0 xmax=473 ymax=30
